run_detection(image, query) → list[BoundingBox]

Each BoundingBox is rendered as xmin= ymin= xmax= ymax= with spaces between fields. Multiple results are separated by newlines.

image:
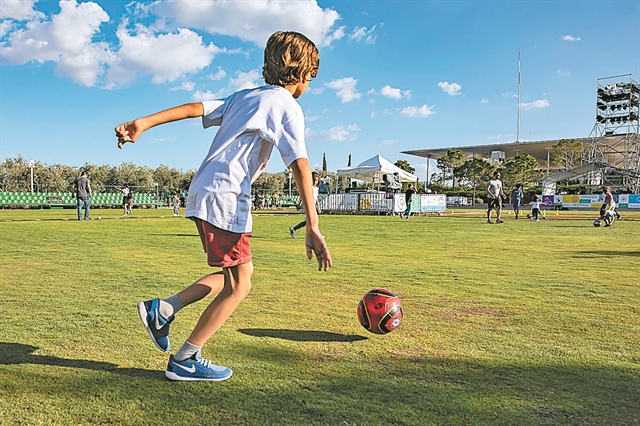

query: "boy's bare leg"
xmin=176 ymin=271 xmax=225 ymax=305
xmin=186 ymin=262 xmax=253 ymax=347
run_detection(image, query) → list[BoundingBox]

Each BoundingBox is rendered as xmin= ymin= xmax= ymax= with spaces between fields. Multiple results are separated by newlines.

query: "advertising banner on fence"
xmin=544 ymin=193 xmax=639 ymax=209
xmin=420 ymin=194 xmax=447 ymax=212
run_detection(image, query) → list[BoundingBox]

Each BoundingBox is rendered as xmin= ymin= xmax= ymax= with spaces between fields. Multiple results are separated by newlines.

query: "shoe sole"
xmin=165 ymin=370 xmax=233 ymax=381
xmin=137 ymin=301 xmax=170 ymax=353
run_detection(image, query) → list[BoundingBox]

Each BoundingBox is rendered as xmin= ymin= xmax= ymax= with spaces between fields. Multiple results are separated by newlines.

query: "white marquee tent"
xmin=336 ymin=155 xmax=418 ymax=183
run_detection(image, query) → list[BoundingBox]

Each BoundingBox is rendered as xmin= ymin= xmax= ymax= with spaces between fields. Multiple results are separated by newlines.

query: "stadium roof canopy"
xmin=401 ymin=137 xmax=594 ymax=164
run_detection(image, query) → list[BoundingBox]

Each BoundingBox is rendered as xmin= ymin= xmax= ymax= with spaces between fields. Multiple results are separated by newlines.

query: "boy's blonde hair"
xmin=263 ymin=31 xmax=319 ymax=86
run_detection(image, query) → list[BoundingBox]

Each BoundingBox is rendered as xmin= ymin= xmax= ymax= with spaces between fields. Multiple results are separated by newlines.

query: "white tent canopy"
xmin=336 ymin=155 xmax=418 ymax=183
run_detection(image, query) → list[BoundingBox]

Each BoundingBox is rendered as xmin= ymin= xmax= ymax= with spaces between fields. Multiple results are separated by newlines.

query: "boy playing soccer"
xmin=114 ymin=31 xmax=332 ymax=381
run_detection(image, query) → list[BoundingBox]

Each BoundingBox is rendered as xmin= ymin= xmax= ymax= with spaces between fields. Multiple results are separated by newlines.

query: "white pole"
xmin=517 ymin=49 xmax=521 ymax=143
xmin=288 ymin=170 xmax=292 ymax=197
xmin=426 ymin=157 xmax=430 ymax=189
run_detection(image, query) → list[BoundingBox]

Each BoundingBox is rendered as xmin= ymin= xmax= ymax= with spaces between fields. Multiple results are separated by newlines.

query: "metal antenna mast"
xmin=517 ymin=50 xmax=521 ymax=143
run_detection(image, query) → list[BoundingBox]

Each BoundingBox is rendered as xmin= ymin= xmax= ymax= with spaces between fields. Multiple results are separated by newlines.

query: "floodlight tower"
xmin=583 ymin=74 xmax=640 ymax=192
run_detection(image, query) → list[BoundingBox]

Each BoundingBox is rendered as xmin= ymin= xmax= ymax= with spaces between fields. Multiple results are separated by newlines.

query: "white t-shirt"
xmin=185 ymin=85 xmax=308 ymax=233
xmin=487 ymin=179 xmax=502 ymax=199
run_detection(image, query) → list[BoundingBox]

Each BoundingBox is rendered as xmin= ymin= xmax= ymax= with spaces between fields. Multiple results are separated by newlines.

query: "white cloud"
xmin=380 ymin=139 xmax=395 ymax=146
xmin=520 ymin=99 xmax=550 ymax=110
xmin=228 ymin=69 xmax=261 ymax=92
xmin=0 ymin=0 xmax=111 ymax=86
xmin=326 ymin=77 xmax=361 ymax=103
xmin=149 ymin=0 xmax=344 ymax=47
xmin=0 ymin=20 xmax=13 ymax=38
xmin=349 ymin=25 xmax=377 ymax=44
xmin=562 ymin=35 xmax=581 ymax=41
xmin=481 ymin=98 xmax=489 ymax=103
xmin=207 ymin=67 xmax=226 ymax=81
xmin=308 ymin=124 xmax=360 ymax=141
xmin=0 ymin=0 xmax=42 ymax=20
xmin=107 ymin=24 xmax=221 ymax=87
xmin=502 ymin=92 xmax=518 ymax=98
xmin=437 ymin=81 xmax=462 ymax=96
xmin=310 ymin=87 xmax=325 ymax=95
xmin=170 ymin=80 xmax=195 ymax=91
xmin=400 ymin=105 xmax=436 ymax=118
xmin=379 ymin=85 xmax=411 ymax=100
xmin=193 ymin=90 xmax=217 ymax=101
xmin=321 ymin=25 xmax=345 ymax=47
xmin=557 ymin=69 xmax=571 ymax=77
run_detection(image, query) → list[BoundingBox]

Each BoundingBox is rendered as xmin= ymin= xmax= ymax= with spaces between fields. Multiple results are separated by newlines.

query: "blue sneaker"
xmin=165 ymin=352 xmax=233 ymax=381
xmin=290 ymin=227 xmax=296 ymax=238
xmin=137 ymin=298 xmax=174 ymax=352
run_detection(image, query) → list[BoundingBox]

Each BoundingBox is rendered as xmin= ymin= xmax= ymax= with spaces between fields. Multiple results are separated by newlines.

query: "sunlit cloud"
xmin=520 ymin=99 xmax=550 ymax=110
xmin=326 ymin=77 xmax=361 ymax=103
xmin=400 ymin=105 xmax=436 ymax=118
xmin=438 ymin=81 xmax=462 ymax=96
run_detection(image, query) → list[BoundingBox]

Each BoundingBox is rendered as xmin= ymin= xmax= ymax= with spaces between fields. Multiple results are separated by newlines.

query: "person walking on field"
xmin=116 ymin=185 xmax=131 ymax=216
xmin=511 ymin=183 xmax=523 ymax=220
xmin=400 ymin=184 xmax=416 ymax=220
xmin=115 ymin=31 xmax=332 ymax=382
xmin=290 ymin=171 xmax=320 ymax=238
xmin=486 ymin=171 xmax=506 ymax=224
xmin=73 ymin=170 xmax=92 ymax=220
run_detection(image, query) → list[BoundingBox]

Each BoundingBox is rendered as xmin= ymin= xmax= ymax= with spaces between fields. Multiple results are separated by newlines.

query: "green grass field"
xmin=1 ymin=208 xmax=638 ymax=425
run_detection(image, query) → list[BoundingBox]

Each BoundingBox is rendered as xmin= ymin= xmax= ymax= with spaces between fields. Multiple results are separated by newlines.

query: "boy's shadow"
xmin=238 ymin=329 xmax=368 ymax=342
xmin=0 ymin=342 xmax=161 ymax=380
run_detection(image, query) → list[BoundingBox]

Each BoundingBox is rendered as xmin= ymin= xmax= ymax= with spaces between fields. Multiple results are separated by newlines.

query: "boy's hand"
xmin=115 ymin=120 xmax=143 ymax=149
xmin=306 ymin=226 xmax=332 ymax=271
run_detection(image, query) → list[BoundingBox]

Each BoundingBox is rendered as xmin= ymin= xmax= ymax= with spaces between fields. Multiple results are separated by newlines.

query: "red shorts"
xmin=193 ymin=218 xmax=252 ymax=268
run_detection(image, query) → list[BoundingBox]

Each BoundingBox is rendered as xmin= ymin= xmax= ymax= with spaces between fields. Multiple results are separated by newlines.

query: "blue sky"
xmin=1 ymin=0 xmax=639 ymax=181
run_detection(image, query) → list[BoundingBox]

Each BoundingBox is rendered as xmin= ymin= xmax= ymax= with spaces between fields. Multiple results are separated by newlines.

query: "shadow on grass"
xmin=238 ymin=328 xmax=368 ymax=342
xmin=0 ymin=342 xmax=162 ymax=380
xmin=573 ymin=250 xmax=640 ymax=257
xmin=1 ymin=340 xmax=638 ymax=424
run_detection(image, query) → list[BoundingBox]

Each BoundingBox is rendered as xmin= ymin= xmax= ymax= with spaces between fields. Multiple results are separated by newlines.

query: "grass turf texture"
xmin=1 ymin=209 xmax=638 ymax=425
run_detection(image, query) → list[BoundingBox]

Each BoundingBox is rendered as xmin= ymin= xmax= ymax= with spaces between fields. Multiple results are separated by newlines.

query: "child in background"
xmin=173 ymin=194 xmax=180 ymax=216
xmin=530 ymin=195 xmax=543 ymax=221
xmin=115 ymin=31 xmax=332 ymax=382
xmin=127 ymin=191 xmax=133 ymax=215
xmin=603 ymin=195 xmax=616 ymax=228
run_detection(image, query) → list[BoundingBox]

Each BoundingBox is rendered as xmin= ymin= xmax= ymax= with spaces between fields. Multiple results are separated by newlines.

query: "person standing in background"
xmin=73 ymin=170 xmax=92 ymax=221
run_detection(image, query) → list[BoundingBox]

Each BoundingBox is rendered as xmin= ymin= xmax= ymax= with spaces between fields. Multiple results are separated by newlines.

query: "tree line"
xmin=1 ymin=140 xmax=580 ymax=199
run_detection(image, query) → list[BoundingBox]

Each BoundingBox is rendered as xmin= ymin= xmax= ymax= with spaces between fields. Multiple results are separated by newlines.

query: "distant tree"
xmin=322 ymin=153 xmax=327 ymax=173
xmin=436 ymin=149 xmax=466 ymax=188
xmin=253 ymin=171 xmax=287 ymax=193
xmin=456 ymin=158 xmax=495 ymax=204
xmin=153 ymin=164 xmax=183 ymax=195
xmin=394 ymin=159 xmax=415 ymax=174
xmin=550 ymin=139 xmax=582 ymax=171
xmin=502 ymin=153 xmax=542 ymax=188
xmin=347 ymin=154 xmax=352 ymax=167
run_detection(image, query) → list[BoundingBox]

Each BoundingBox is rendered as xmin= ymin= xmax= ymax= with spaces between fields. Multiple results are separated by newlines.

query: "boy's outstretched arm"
xmin=290 ymin=158 xmax=332 ymax=271
xmin=114 ymin=103 xmax=204 ymax=149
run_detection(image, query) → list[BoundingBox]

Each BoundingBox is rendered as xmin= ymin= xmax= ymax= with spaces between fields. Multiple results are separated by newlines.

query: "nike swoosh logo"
xmin=154 ymin=314 xmax=163 ymax=330
xmin=174 ymin=363 xmax=196 ymax=374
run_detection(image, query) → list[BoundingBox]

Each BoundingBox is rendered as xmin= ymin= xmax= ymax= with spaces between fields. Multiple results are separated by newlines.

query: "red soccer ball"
xmin=357 ymin=288 xmax=403 ymax=334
